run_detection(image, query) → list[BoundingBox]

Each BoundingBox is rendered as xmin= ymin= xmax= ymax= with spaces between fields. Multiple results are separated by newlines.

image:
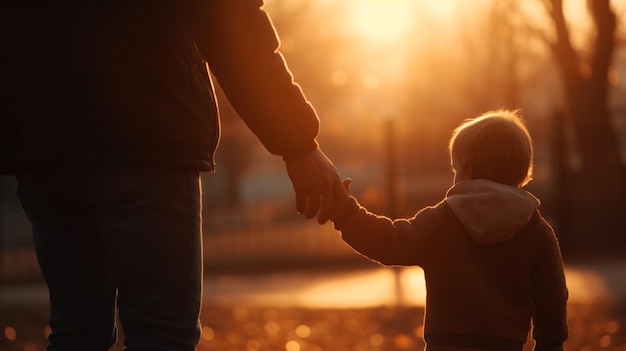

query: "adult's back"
xmin=1 ymin=1 xmax=219 ymax=173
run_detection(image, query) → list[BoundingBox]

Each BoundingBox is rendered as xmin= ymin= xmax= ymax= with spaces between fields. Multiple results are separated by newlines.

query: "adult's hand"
xmin=285 ymin=148 xmax=341 ymax=224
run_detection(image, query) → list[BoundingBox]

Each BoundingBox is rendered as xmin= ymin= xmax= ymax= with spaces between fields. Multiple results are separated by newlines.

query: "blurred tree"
xmin=540 ymin=0 xmax=626 ymax=253
xmin=460 ymin=0 xmax=523 ymax=112
xmin=452 ymin=0 xmax=626 ymax=253
xmin=543 ymin=0 xmax=622 ymax=169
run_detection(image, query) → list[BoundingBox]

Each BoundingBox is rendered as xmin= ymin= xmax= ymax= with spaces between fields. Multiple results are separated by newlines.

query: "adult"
xmin=1 ymin=1 xmax=340 ymax=350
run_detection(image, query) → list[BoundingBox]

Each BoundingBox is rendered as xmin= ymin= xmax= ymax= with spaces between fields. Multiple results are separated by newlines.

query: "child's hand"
xmin=329 ymin=178 xmax=352 ymax=222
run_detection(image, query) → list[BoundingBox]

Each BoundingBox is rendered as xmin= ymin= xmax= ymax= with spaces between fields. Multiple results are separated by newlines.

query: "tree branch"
xmin=588 ymin=0 xmax=616 ymax=95
xmin=545 ymin=0 xmax=582 ymax=99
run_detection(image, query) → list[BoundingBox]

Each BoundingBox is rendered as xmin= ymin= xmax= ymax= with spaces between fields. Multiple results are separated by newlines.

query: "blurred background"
xmin=1 ymin=0 xmax=626 ymax=350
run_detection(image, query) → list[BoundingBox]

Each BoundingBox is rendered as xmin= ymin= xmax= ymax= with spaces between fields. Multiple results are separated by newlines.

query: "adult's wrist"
xmin=281 ymin=143 xmax=319 ymax=162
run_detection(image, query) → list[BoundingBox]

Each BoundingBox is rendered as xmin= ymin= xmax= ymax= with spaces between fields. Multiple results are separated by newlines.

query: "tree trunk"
xmin=546 ymin=0 xmax=626 ymax=254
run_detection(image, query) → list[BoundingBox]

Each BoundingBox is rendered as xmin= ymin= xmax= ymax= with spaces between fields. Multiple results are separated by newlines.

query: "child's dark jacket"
xmin=334 ymin=179 xmax=569 ymax=347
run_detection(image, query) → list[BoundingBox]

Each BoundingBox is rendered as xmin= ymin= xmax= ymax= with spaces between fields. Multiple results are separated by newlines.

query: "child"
xmin=331 ymin=110 xmax=568 ymax=351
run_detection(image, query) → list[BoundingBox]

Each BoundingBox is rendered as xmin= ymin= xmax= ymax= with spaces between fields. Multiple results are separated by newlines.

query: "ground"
xmin=1 ymin=301 xmax=625 ymax=351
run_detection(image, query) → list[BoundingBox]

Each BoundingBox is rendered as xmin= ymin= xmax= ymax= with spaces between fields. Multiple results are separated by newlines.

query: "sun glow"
xmin=347 ymin=0 xmax=464 ymax=43
xmin=349 ymin=0 xmax=416 ymax=42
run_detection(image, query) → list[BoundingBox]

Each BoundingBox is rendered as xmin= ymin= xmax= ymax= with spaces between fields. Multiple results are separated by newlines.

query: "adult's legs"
xmin=16 ymin=171 xmax=118 ymax=351
xmin=16 ymin=169 xmax=203 ymax=351
xmin=88 ymin=169 xmax=203 ymax=351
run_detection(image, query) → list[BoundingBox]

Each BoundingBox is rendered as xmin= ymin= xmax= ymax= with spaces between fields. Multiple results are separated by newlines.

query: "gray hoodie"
xmin=445 ymin=179 xmax=540 ymax=245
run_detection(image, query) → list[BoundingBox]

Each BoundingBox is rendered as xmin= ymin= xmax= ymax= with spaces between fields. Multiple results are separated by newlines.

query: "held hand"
xmin=329 ymin=178 xmax=352 ymax=222
xmin=335 ymin=178 xmax=352 ymax=206
xmin=285 ymin=148 xmax=341 ymax=224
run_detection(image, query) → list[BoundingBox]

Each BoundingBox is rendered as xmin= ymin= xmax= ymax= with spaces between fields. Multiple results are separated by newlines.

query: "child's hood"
xmin=444 ymin=179 xmax=540 ymax=245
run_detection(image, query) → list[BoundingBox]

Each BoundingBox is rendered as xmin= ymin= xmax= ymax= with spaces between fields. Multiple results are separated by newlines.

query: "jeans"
xmin=16 ymin=169 xmax=203 ymax=351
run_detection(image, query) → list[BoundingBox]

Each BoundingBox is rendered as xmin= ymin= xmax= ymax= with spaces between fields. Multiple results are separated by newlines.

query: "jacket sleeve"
xmin=189 ymin=0 xmax=319 ymax=160
xmin=530 ymin=215 xmax=569 ymax=347
xmin=335 ymin=197 xmax=431 ymax=266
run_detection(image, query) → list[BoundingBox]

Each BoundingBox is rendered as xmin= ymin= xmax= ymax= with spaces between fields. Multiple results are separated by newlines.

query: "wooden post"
xmin=385 ymin=118 xmax=404 ymax=307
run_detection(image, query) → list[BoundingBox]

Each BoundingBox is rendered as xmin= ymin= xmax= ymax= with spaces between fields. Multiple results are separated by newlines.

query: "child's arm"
xmin=330 ymin=179 xmax=428 ymax=266
xmin=530 ymin=218 xmax=569 ymax=350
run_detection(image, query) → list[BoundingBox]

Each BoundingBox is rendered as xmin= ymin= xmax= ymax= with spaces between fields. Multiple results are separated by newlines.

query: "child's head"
xmin=449 ymin=110 xmax=534 ymax=187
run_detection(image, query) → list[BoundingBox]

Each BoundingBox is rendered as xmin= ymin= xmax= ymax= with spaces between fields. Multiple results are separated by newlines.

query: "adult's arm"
xmin=189 ymin=1 xmax=339 ymax=222
xmin=189 ymin=0 xmax=318 ymax=160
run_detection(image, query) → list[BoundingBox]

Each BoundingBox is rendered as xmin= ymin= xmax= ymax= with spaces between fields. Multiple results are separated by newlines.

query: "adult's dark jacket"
xmin=1 ymin=1 xmax=319 ymax=174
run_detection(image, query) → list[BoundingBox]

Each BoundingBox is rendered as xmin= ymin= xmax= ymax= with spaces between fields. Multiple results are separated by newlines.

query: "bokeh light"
xmin=285 ymin=340 xmax=301 ymax=351
xmin=4 ymin=326 xmax=17 ymax=341
xmin=265 ymin=321 xmax=281 ymax=335
xmin=201 ymin=326 xmax=215 ymax=341
xmin=369 ymin=333 xmax=384 ymax=346
xmin=295 ymin=324 xmax=311 ymax=338
xmin=331 ymin=70 xmax=348 ymax=86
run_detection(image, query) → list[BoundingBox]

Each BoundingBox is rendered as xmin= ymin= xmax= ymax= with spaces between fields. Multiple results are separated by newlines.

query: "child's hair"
xmin=449 ymin=110 xmax=534 ymax=187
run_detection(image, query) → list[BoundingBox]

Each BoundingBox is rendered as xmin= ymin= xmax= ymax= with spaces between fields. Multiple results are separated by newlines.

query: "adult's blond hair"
xmin=449 ymin=110 xmax=534 ymax=187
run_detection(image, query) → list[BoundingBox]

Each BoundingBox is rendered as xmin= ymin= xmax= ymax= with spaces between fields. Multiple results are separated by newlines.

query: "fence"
xmin=0 ymin=206 xmax=361 ymax=283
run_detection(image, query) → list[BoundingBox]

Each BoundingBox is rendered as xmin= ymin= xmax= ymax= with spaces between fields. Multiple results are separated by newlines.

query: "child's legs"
xmin=425 ymin=334 xmax=523 ymax=351
xmin=16 ymin=172 xmax=118 ymax=351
